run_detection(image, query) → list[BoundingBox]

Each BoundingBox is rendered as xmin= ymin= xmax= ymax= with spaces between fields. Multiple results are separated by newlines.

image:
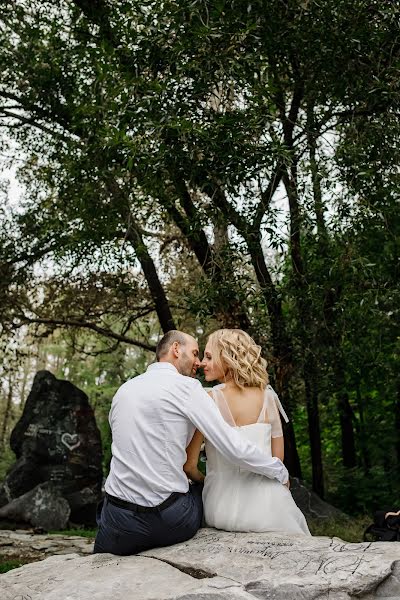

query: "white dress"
xmin=202 ymin=384 xmax=311 ymax=535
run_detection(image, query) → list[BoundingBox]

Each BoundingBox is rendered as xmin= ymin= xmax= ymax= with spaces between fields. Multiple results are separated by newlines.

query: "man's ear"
xmin=172 ymin=341 xmax=180 ymax=358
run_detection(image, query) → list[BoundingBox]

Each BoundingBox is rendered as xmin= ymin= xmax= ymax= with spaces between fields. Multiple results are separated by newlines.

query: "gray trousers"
xmin=93 ymin=484 xmax=203 ymax=555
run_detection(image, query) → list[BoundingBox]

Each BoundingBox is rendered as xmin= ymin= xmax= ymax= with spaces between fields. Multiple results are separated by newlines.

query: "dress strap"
xmin=267 ymin=385 xmax=289 ymax=423
xmin=209 ymin=384 xmax=237 ymax=427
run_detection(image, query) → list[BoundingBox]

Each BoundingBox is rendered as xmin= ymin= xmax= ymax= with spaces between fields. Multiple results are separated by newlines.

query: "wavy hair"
xmin=207 ymin=329 xmax=268 ymax=390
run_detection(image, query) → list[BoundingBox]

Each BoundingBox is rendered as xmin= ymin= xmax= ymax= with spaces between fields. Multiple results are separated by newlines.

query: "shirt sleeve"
xmin=183 ymin=380 xmax=289 ymax=484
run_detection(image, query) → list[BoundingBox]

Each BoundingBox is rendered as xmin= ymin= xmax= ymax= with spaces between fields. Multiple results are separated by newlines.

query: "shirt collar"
xmin=147 ymin=362 xmax=178 ymax=374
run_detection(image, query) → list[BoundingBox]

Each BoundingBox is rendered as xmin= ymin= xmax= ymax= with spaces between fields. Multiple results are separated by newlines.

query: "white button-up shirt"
xmin=105 ymin=362 xmax=288 ymax=506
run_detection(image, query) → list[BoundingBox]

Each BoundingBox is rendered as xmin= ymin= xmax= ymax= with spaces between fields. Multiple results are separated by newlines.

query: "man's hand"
xmin=284 ymin=478 xmax=290 ymax=489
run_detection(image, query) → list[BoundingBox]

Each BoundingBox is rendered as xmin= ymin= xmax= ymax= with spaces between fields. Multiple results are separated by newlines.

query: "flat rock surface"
xmin=1 ymin=528 xmax=400 ymax=599
xmin=0 ymin=529 xmax=94 ymax=562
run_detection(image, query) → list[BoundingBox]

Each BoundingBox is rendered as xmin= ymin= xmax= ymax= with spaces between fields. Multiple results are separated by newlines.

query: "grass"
xmin=0 ymin=556 xmax=30 ymax=574
xmin=49 ymin=528 xmax=96 ymax=538
xmin=0 ymin=529 xmax=97 ymax=575
xmin=308 ymin=515 xmax=371 ymax=542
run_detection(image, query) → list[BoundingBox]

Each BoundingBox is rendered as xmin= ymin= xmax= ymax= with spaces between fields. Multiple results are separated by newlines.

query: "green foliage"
xmin=0 ymin=555 xmax=29 ymax=573
xmin=49 ymin=528 xmax=96 ymax=538
xmin=308 ymin=516 xmax=371 ymax=543
xmin=326 ymin=465 xmax=400 ymax=517
xmin=0 ymin=0 xmax=399 ymax=517
xmin=0 ymin=446 xmax=15 ymax=483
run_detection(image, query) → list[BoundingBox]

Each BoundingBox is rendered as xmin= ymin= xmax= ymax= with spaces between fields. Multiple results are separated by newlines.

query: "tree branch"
xmin=15 ymin=315 xmax=156 ymax=352
xmin=106 ymin=177 xmax=177 ymax=332
xmin=0 ymin=108 xmax=71 ymax=141
xmin=253 ymin=161 xmax=285 ymax=230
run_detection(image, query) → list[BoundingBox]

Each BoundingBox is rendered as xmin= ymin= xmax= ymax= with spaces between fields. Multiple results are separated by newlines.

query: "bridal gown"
xmin=202 ymin=384 xmax=311 ymax=535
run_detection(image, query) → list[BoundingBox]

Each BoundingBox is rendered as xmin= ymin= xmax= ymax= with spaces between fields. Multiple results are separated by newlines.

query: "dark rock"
xmin=290 ymin=477 xmax=349 ymax=520
xmin=65 ymin=486 xmax=100 ymax=526
xmin=0 ymin=370 xmax=103 ymax=527
xmin=0 ymin=482 xmax=70 ymax=531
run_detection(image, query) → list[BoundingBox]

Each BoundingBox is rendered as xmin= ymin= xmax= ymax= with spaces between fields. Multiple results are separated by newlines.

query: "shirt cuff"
xmin=276 ymin=465 xmax=289 ymax=485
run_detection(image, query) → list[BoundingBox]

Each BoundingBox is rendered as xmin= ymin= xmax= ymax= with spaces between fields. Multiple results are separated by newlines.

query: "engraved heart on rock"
xmin=61 ymin=433 xmax=81 ymax=452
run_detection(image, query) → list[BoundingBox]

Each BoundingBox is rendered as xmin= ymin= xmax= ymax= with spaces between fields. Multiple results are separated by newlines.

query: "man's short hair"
xmin=156 ymin=330 xmax=188 ymax=361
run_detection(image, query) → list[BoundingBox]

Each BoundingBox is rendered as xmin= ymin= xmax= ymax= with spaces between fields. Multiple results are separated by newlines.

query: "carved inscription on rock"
xmin=159 ymin=530 xmax=388 ymax=581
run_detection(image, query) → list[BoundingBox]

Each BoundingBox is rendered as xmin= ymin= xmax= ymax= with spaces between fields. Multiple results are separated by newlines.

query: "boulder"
xmin=1 ymin=528 xmax=400 ymax=599
xmin=290 ymin=477 xmax=349 ymax=520
xmin=0 ymin=482 xmax=70 ymax=531
xmin=0 ymin=370 xmax=103 ymax=528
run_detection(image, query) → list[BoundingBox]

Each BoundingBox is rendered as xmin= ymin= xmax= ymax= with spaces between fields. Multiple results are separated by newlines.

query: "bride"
xmin=184 ymin=329 xmax=310 ymax=535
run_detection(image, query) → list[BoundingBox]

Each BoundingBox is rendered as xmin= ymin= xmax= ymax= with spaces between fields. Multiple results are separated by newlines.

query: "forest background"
xmin=0 ymin=0 xmax=399 ymax=518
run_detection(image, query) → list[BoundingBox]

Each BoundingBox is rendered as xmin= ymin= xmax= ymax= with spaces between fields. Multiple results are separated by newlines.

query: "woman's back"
xmin=205 ymin=384 xmax=273 ymax=476
xmin=202 ymin=384 xmax=311 ymax=535
xmin=219 ymin=384 xmax=266 ymax=426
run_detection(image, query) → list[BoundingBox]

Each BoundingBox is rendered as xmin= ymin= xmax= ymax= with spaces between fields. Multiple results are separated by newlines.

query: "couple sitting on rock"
xmin=94 ymin=329 xmax=310 ymax=555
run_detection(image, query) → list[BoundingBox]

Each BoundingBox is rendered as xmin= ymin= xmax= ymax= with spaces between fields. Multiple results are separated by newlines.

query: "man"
xmin=94 ymin=330 xmax=288 ymax=555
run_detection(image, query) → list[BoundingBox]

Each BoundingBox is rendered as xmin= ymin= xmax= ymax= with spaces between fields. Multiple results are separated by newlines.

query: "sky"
xmin=0 ymin=136 xmax=26 ymax=208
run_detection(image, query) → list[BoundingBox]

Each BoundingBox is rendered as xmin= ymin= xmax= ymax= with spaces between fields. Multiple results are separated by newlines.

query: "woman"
xmin=184 ymin=329 xmax=310 ymax=535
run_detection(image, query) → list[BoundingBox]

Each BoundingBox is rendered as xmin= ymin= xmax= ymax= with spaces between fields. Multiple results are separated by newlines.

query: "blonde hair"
xmin=207 ymin=329 xmax=269 ymax=390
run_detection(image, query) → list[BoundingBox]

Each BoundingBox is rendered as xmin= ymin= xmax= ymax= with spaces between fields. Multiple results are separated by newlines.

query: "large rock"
xmin=0 ymin=370 xmax=103 ymax=528
xmin=1 ymin=529 xmax=400 ymax=599
xmin=0 ymin=482 xmax=70 ymax=531
xmin=290 ymin=477 xmax=349 ymax=520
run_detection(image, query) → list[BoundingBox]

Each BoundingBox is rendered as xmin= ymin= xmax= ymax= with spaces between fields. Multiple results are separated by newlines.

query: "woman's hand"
xmin=184 ymin=465 xmax=205 ymax=483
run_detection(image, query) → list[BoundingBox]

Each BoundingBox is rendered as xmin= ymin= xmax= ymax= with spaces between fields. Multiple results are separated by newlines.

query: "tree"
xmin=1 ymin=0 xmax=399 ymax=502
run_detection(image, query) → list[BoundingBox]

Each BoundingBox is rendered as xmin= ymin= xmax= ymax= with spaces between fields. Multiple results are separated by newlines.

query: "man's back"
xmin=105 ymin=362 xmax=196 ymax=506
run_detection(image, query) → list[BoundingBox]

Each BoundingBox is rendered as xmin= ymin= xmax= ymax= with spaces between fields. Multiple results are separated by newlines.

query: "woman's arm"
xmin=266 ymin=386 xmax=285 ymax=463
xmin=271 ymin=436 xmax=284 ymax=462
xmin=184 ymin=429 xmax=205 ymax=482
xmin=271 ymin=436 xmax=289 ymax=487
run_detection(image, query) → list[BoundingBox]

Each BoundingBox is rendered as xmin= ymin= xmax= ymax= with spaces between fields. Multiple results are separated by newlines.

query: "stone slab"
xmin=1 ymin=529 xmax=400 ymax=599
xmin=0 ymin=529 xmax=94 ymax=563
xmin=143 ymin=529 xmax=400 ymax=598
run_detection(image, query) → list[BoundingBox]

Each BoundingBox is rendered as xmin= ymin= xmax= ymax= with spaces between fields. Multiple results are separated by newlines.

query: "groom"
xmin=93 ymin=330 xmax=289 ymax=555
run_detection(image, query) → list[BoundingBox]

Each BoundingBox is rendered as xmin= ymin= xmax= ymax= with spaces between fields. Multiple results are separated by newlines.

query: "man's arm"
xmin=184 ymin=381 xmax=289 ymax=484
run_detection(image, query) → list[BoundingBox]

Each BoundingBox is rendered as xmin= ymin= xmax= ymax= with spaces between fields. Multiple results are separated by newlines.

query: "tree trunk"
xmin=19 ymin=358 xmax=30 ymax=412
xmin=307 ymin=103 xmax=357 ymax=473
xmin=307 ymin=103 xmax=328 ymax=241
xmin=283 ymin=420 xmax=303 ymax=477
xmin=356 ymin=382 xmax=370 ymax=474
xmin=283 ymin=165 xmax=324 ymax=489
xmin=395 ymin=382 xmax=400 ymax=467
xmin=246 ymin=235 xmax=302 ymax=477
xmin=0 ymin=380 xmax=13 ymax=450
xmin=335 ymin=365 xmax=357 ymax=468
xmin=126 ymin=226 xmax=176 ymax=333
xmin=304 ymin=360 xmax=324 ymax=497
xmin=107 ymin=177 xmax=177 ymax=333
xmin=338 ymin=392 xmax=357 ymax=468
